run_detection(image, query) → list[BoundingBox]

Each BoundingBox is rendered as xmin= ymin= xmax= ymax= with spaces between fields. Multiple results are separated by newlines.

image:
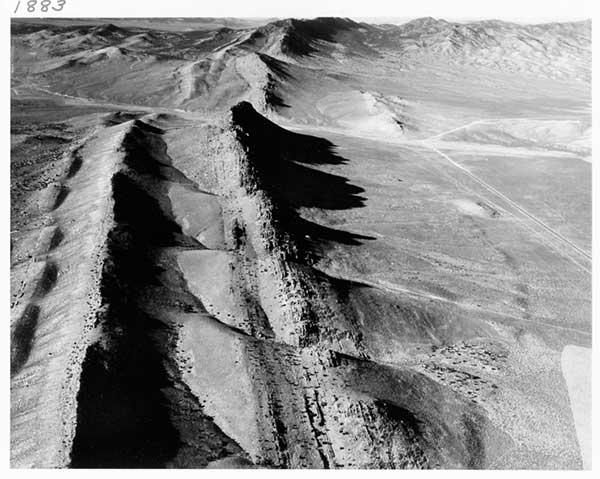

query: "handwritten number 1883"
xmin=24 ymin=0 xmax=66 ymax=12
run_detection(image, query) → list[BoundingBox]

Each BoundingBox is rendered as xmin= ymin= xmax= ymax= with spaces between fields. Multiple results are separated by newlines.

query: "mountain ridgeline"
xmin=11 ymin=16 xmax=591 ymax=115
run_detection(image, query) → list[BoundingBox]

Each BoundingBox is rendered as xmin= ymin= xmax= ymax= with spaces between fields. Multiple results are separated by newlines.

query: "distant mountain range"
xmin=11 ymin=16 xmax=591 ymax=113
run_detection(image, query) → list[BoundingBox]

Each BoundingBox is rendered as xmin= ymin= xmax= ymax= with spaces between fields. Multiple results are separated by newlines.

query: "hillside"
xmin=10 ymin=16 xmax=591 ymax=469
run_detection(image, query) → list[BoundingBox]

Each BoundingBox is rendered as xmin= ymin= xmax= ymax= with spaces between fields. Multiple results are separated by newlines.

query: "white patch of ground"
xmin=451 ymin=199 xmax=493 ymax=218
xmin=316 ymin=90 xmax=404 ymax=137
xmin=561 ymin=345 xmax=591 ymax=469
xmin=168 ymin=183 xmax=224 ymax=248
xmin=177 ymin=250 xmax=241 ymax=327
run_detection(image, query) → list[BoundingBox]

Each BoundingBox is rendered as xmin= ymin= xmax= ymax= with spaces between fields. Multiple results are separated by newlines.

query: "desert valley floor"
xmin=10 ymin=17 xmax=591 ymax=469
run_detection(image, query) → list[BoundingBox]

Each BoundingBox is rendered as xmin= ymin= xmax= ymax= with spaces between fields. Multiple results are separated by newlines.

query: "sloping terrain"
xmin=10 ymin=17 xmax=591 ymax=469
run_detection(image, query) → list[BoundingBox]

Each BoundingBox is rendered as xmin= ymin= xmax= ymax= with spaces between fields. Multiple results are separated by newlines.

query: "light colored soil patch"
xmin=168 ymin=183 xmax=224 ymax=248
xmin=179 ymin=312 xmax=261 ymax=460
xmin=177 ymin=250 xmax=245 ymax=328
xmin=316 ymin=90 xmax=404 ymax=137
xmin=561 ymin=345 xmax=591 ymax=469
xmin=452 ymin=198 xmax=489 ymax=218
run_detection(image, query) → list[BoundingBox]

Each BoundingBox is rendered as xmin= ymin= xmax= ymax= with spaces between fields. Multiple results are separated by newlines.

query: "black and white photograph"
xmin=5 ymin=0 xmax=595 ymax=471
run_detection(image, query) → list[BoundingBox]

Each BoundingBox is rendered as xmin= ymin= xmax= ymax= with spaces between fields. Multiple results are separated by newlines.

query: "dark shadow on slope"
xmin=10 ymin=304 xmax=40 ymax=377
xmin=51 ymin=185 xmax=69 ymax=211
xmin=32 ymin=262 xmax=58 ymax=297
xmin=345 ymin=358 xmax=513 ymax=468
xmin=70 ymin=173 xmax=185 ymax=468
xmin=258 ymin=53 xmax=292 ymax=81
xmin=257 ymin=53 xmax=291 ymax=109
xmin=71 ymin=124 xmax=250 ymax=468
xmin=268 ymin=162 xmax=364 ymax=210
xmin=242 ymin=17 xmax=359 ymax=57
xmin=264 ymin=89 xmax=290 ymax=109
xmin=48 ymin=226 xmax=64 ymax=250
xmin=230 ymin=101 xmax=374 ymax=255
xmin=66 ymin=149 xmax=83 ymax=178
xmin=70 ymin=331 xmax=179 ymax=468
xmin=291 ymin=216 xmax=371 ymax=247
xmin=120 ymin=120 xmax=200 ymax=190
xmin=232 ymin=100 xmax=347 ymax=166
xmin=283 ymin=17 xmax=359 ymax=56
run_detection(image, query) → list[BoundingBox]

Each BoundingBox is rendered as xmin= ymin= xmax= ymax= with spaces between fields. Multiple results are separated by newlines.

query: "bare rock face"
xmin=11 ymin=16 xmax=590 ymax=469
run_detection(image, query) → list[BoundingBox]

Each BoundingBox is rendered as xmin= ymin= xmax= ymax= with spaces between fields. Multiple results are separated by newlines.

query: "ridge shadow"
xmin=70 ymin=122 xmax=249 ymax=468
xmin=230 ymin=101 xmax=374 ymax=253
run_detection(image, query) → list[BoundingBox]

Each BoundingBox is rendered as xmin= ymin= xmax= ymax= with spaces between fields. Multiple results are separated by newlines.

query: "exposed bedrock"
xmin=12 ymin=106 xmax=537 ymax=468
xmin=70 ymin=120 xmax=250 ymax=467
xmin=11 ymin=14 xmax=590 ymax=469
xmin=142 ymin=103 xmax=511 ymax=468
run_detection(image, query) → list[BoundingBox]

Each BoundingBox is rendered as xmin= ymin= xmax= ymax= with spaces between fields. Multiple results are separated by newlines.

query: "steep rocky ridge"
xmin=11 ymin=106 xmax=522 ymax=468
xmin=10 ymin=16 xmax=590 ymax=469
